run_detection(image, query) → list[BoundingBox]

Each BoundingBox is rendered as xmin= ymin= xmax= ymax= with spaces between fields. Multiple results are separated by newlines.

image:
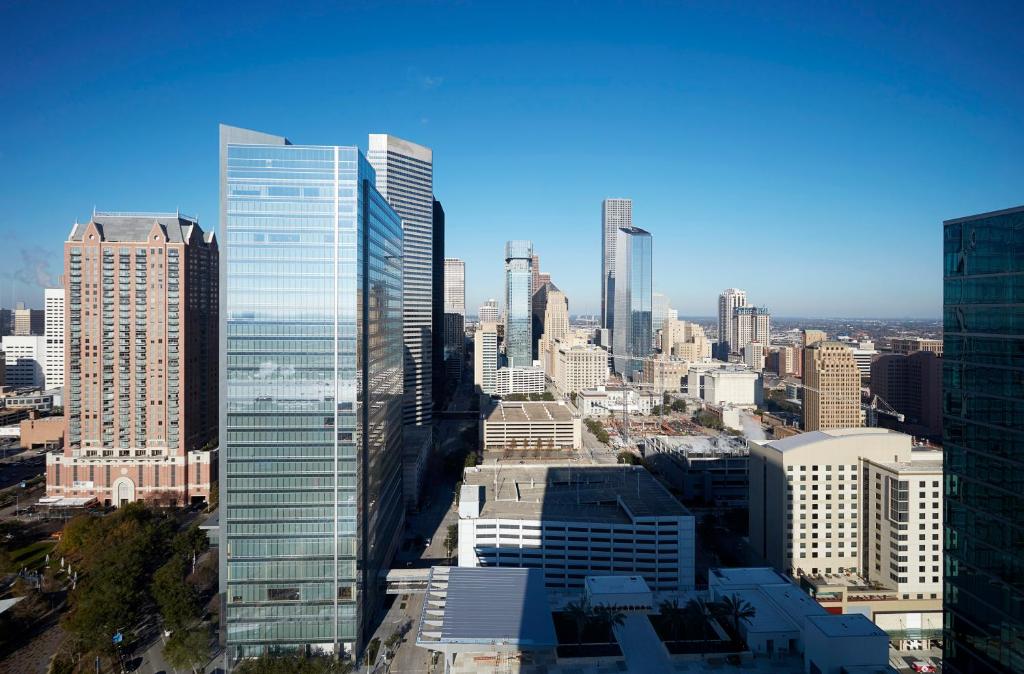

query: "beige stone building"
xmin=551 ymin=341 xmax=608 ymax=395
xmin=46 ymin=213 xmax=218 ymax=507
xmin=660 ymin=318 xmax=711 ymax=360
xmin=802 ymin=341 xmax=862 ymax=431
xmin=638 ymin=354 xmax=689 ymax=393
xmin=889 ymin=337 xmax=943 ymax=356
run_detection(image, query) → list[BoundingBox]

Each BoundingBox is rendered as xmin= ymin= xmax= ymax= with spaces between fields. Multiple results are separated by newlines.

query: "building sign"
xmin=72 ymin=481 xmax=94 ymax=489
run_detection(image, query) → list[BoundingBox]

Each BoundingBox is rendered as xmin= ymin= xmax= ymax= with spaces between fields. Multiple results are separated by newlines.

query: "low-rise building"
xmin=493 ymin=366 xmax=545 ymax=396
xmin=644 ymin=435 xmax=748 ymax=507
xmin=458 ymin=464 xmax=695 ymax=592
xmin=19 ymin=416 xmax=65 ymax=450
xmin=577 ymin=385 xmax=659 ymax=417
xmin=0 ymin=388 xmax=55 ymax=412
xmin=701 ymin=367 xmax=760 ymax=407
xmin=481 ymin=401 xmax=581 ymax=450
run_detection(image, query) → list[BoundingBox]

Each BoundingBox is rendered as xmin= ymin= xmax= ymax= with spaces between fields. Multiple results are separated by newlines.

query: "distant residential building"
xmin=369 ymin=132 xmax=435 ymax=427
xmin=458 ymin=464 xmax=695 ymax=591
xmin=601 ymin=198 xmax=632 ymax=331
xmin=743 ymin=342 xmax=765 ymax=372
xmin=871 ymin=352 xmax=941 ymax=441
xmin=645 ymin=435 xmax=749 ymax=507
xmin=577 ymin=385 xmax=659 ymax=417
xmin=443 ymin=258 xmax=465 ymax=383
xmin=493 ymin=366 xmax=545 ymax=396
xmin=474 ymin=322 xmax=499 ymax=394
xmin=637 ymin=355 xmax=689 ymax=394
xmin=661 ymin=318 xmax=711 ymax=360
xmin=774 ymin=344 xmax=801 ymax=377
xmin=504 ymin=240 xmax=534 ymax=368
xmin=732 ymin=306 xmax=771 ymax=357
xmin=481 ymin=400 xmax=581 ymax=450
xmin=1 ymin=336 xmax=46 ymax=388
xmin=802 ymin=341 xmax=861 ymax=431
xmin=717 ymin=288 xmax=747 ymax=357
xmin=889 ymin=337 xmax=943 ymax=356
xmin=478 ymin=298 xmax=500 ymax=323
xmin=47 ymin=212 xmax=218 ymax=508
xmin=551 ymin=342 xmax=608 ymax=395
xmin=44 ymin=288 xmax=64 ymax=390
xmin=612 ymin=226 xmax=653 ymax=378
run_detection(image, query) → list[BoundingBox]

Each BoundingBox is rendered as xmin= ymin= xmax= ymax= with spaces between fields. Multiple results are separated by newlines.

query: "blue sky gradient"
xmin=1 ymin=1 xmax=1022 ymax=317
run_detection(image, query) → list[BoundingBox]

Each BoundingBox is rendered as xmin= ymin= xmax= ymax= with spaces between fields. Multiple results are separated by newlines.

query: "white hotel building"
xmin=458 ymin=465 xmax=695 ymax=592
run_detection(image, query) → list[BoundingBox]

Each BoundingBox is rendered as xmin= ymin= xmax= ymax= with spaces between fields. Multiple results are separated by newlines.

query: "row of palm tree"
xmin=657 ymin=594 xmax=756 ymax=645
xmin=562 ymin=597 xmax=627 ymax=646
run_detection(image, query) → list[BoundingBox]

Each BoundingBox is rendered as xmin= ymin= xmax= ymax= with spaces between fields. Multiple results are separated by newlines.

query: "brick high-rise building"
xmin=46 ymin=212 xmax=218 ymax=506
xmin=802 ymin=341 xmax=862 ymax=432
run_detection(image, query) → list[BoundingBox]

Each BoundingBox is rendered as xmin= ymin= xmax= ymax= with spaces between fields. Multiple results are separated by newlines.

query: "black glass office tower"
xmin=943 ymin=205 xmax=1024 ymax=673
xmin=219 ymin=125 xmax=405 ymax=662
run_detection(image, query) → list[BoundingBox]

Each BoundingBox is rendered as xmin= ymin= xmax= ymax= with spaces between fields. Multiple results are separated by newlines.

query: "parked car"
xmin=911 ymin=662 xmax=937 ymax=673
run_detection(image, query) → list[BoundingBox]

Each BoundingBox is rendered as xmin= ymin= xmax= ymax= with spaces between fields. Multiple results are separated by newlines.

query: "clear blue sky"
xmin=2 ymin=1 xmax=1022 ymax=318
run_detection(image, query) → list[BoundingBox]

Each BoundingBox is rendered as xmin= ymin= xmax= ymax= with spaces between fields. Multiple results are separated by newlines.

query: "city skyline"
xmin=3 ymin=4 xmax=1024 ymax=318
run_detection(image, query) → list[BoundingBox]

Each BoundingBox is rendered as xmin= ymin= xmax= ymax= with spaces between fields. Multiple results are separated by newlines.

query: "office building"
xmin=802 ymin=329 xmax=827 ymax=349
xmin=651 ymin=292 xmax=670 ymax=349
xmin=458 ymin=464 xmax=695 ymax=591
xmin=443 ymin=258 xmax=465 ymax=382
xmin=481 ymin=400 xmax=581 ymax=450
xmin=702 ymin=367 xmax=761 ymax=407
xmin=943 ymin=205 xmax=1024 ymax=673
xmin=802 ymin=341 xmax=861 ymax=431
xmin=637 ymin=354 xmax=689 ymax=394
xmin=550 ymin=342 xmax=608 ymax=394
xmin=748 ymin=430 xmax=943 ymax=646
xmin=846 ymin=339 xmax=877 ymax=383
xmin=600 ymin=198 xmax=632 ymax=331
xmin=503 ymin=240 xmax=534 ymax=368
xmin=45 ymin=211 xmax=218 ymax=507
xmin=577 ymin=385 xmax=659 ymax=417
xmin=432 ymin=200 xmax=445 ymax=410
xmin=1 ymin=388 xmax=55 ymax=412
xmin=717 ymin=288 xmax=747 ymax=358
xmin=870 ymin=351 xmax=942 ymax=441
xmin=661 ymin=318 xmax=711 ymax=360
xmin=889 ymin=337 xmax=943 ymax=356
xmin=44 ymin=288 xmax=64 ymax=390
xmin=612 ymin=226 xmax=652 ymax=378
xmin=536 ymin=287 xmax=568 ymax=369
xmin=220 ymin=126 xmax=405 ymax=660
xmin=473 ymin=322 xmax=499 ymax=395
xmin=732 ymin=306 xmax=771 ymax=357
xmin=1 ymin=336 xmax=46 ymax=388
xmin=775 ymin=344 xmax=801 ymax=377
xmin=368 ymin=133 xmax=434 ymax=427
xmin=478 ymin=298 xmax=500 ymax=323
xmin=744 ymin=342 xmax=765 ymax=372
xmin=493 ymin=366 xmax=545 ymax=396
xmin=645 ymin=435 xmax=749 ymax=507
xmin=11 ymin=302 xmax=43 ymax=336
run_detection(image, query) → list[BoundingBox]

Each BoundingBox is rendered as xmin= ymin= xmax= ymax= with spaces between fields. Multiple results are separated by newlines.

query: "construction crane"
xmin=790 ymin=380 xmax=905 ymax=425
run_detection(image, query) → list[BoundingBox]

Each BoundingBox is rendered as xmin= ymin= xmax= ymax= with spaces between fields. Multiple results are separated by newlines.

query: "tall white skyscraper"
xmin=601 ymin=198 xmax=632 ymax=332
xmin=478 ymin=299 xmax=500 ymax=323
xmin=44 ymin=288 xmax=64 ymax=389
xmin=444 ymin=259 xmax=466 ymax=381
xmin=717 ymin=288 xmax=747 ymax=358
xmin=368 ymin=134 xmax=435 ymax=426
xmin=474 ymin=322 xmax=499 ymax=394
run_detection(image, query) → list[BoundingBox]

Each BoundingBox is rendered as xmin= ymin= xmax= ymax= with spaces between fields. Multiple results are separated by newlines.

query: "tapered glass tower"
xmin=504 ymin=240 xmax=534 ymax=368
xmin=612 ymin=226 xmax=652 ymax=378
xmin=219 ymin=125 xmax=404 ymax=662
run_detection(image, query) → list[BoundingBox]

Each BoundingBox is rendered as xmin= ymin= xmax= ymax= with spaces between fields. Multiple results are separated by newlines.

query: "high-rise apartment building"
xmin=473 ymin=322 xmax=499 ymax=394
xmin=504 ymin=240 xmax=533 ymax=368
xmin=612 ymin=226 xmax=653 ymax=378
xmin=368 ymin=133 xmax=434 ymax=427
xmin=717 ymin=288 xmax=747 ymax=358
xmin=943 ymin=205 xmax=1024 ymax=673
xmin=478 ymin=299 xmax=499 ymax=323
xmin=443 ymin=258 xmax=465 ymax=383
xmin=601 ymin=198 xmax=632 ymax=331
xmin=802 ymin=341 xmax=862 ymax=431
xmin=775 ymin=345 xmax=800 ymax=377
xmin=661 ymin=318 xmax=712 ymax=361
xmin=732 ymin=306 xmax=771 ymax=357
xmin=46 ymin=212 xmax=218 ymax=506
xmin=44 ymin=288 xmax=65 ymax=390
xmin=220 ymin=126 xmax=405 ymax=660
xmin=431 ymin=200 xmax=445 ymax=410
xmin=743 ymin=342 xmax=765 ymax=372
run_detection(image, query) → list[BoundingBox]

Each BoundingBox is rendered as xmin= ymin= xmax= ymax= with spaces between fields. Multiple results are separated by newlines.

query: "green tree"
xmin=164 ymin=626 xmax=210 ymax=673
xmin=671 ymin=399 xmax=687 ymax=412
xmin=714 ymin=593 xmax=757 ymax=639
xmin=235 ymin=655 xmax=354 ymax=674
xmin=658 ymin=598 xmax=687 ymax=642
xmin=563 ymin=598 xmax=592 ymax=646
xmin=443 ymin=524 xmax=458 ymax=562
xmin=616 ymin=451 xmax=641 ymax=465
xmin=152 ymin=556 xmax=200 ymax=631
xmin=592 ymin=605 xmax=626 ymax=636
xmin=685 ymin=597 xmax=716 ymax=652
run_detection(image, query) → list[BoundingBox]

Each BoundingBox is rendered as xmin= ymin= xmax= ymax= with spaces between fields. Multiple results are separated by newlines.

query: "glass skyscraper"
xmin=943 ymin=205 xmax=1024 ymax=673
xmin=219 ymin=125 xmax=405 ymax=662
xmin=504 ymin=240 xmax=534 ymax=368
xmin=612 ymin=226 xmax=653 ymax=379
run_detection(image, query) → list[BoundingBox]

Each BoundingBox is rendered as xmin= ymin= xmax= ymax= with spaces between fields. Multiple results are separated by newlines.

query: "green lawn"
xmin=4 ymin=540 xmax=56 ymax=572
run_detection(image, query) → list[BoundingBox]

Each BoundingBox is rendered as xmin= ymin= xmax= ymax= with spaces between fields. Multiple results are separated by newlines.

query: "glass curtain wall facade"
xmin=612 ymin=227 xmax=653 ymax=378
xmin=504 ymin=240 xmax=534 ymax=368
xmin=601 ymin=198 xmax=632 ymax=331
xmin=220 ymin=125 xmax=404 ymax=662
xmin=943 ymin=205 xmax=1024 ymax=673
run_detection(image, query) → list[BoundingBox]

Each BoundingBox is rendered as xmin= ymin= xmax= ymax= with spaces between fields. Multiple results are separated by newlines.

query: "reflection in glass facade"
xmin=219 ymin=126 xmax=404 ymax=661
xmin=612 ymin=227 xmax=652 ymax=378
xmin=943 ymin=205 xmax=1024 ymax=673
xmin=504 ymin=240 xmax=533 ymax=368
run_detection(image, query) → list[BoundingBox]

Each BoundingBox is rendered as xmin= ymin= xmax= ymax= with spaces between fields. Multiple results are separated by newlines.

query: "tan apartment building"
xmin=551 ymin=341 xmax=608 ymax=394
xmin=660 ymin=318 xmax=711 ymax=360
xmin=46 ymin=213 xmax=218 ymax=506
xmin=802 ymin=341 xmax=862 ymax=431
